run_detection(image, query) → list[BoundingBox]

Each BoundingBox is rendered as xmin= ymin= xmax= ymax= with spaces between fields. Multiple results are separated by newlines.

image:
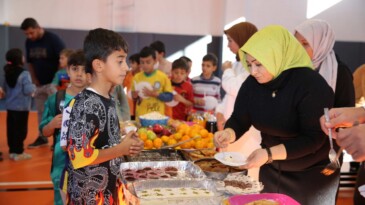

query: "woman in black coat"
xmin=214 ymin=25 xmax=338 ymax=205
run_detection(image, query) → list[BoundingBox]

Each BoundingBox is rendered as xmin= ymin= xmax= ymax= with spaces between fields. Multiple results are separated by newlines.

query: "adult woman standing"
xmin=214 ymin=25 xmax=337 ymax=204
xmin=215 ymin=22 xmax=261 ymax=177
xmin=216 ymin=22 xmax=258 ymax=129
xmin=294 ymin=19 xmax=354 ymax=108
xmin=295 ymin=19 xmax=357 ymax=204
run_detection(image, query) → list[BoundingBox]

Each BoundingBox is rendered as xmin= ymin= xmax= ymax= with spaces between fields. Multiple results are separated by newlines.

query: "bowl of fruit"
xmin=139 ymin=112 xmax=169 ymax=127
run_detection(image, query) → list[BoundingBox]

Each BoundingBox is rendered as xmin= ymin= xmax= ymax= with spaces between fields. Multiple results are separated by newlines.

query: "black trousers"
xmin=354 ymin=163 xmax=365 ymax=205
xmin=7 ymin=110 xmax=29 ymax=154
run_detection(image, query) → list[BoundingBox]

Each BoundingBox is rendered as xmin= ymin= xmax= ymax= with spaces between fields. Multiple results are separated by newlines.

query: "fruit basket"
xmin=138 ymin=122 xmax=215 ymax=150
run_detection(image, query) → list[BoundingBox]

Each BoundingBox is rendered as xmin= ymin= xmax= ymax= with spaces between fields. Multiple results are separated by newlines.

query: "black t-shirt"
xmin=26 ymin=31 xmax=65 ymax=85
xmin=65 ymin=89 xmax=124 ymax=204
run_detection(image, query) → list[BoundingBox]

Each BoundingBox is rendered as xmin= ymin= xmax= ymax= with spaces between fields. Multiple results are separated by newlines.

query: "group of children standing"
xmin=125 ymin=45 xmax=221 ymax=122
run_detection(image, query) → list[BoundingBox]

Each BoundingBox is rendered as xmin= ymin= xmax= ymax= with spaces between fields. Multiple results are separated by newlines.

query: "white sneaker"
xmin=10 ymin=153 xmax=32 ymax=161
xmin=9 ymin=153 xmax=17 ymax=160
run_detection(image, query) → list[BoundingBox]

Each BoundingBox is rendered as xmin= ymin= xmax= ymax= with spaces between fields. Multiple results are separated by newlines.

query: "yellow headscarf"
xmin=239 ymin=25 xmax=313 ymax=79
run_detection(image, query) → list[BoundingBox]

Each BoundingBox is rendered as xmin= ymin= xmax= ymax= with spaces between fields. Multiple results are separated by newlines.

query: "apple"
xmin=137 ymin=127 xmax=148 ymax=135
xmin=153 ymin=124 xmax=164 ymax=134
xmin=162 ymin=128 xmax=172 ymax=136
xmin=146 ymin=130 xmax=157 ymax=140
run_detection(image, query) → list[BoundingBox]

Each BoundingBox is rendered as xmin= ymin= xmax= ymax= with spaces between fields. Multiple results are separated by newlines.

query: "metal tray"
xmin=120 ymin=161 xmax=206 ymax=182
xmin=125 ymin=149 xmax=186 ymax=162
xmin=133 ymin=179 xmax=223 ymax=204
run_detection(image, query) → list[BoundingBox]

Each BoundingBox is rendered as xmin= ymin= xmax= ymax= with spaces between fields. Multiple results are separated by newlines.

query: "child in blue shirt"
xmin=51 ymin=49 xmax=74 ymax=90
xmin=3 ymin=48 xmax=36 ymax=161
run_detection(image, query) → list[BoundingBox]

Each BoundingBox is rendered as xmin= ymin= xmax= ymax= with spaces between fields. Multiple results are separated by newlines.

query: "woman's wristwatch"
xmin=265 ymin=147 xmax=273 ymax=164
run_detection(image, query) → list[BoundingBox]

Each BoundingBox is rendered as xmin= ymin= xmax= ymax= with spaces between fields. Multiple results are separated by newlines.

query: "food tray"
xmin=125 ymin=149 xmax=186 ymax=162
xmin=133 ymin=179 xmax=223 ymax=204
xmin=181 ymin=149 xmax=217 ymax=161
xmin=120 ymin=161 xmax=206 ymax=182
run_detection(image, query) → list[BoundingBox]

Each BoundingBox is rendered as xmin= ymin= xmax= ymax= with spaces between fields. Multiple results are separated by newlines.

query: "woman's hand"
xmin=213 ymin=128 xmax=235 ymax=148
xmin=216 ymin=112 xmax=226 ymax=131
xmin=222 ymin=61 xmax=233 ymax=72
xmin=239 ymin=148 xmax=268 ymax=169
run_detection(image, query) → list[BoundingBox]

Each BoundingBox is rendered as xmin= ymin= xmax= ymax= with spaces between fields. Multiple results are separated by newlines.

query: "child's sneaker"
xmin=9 ymin=153 xmax=17 ymax=160
xmin=10 ymin=153 xmax=32 ymax=161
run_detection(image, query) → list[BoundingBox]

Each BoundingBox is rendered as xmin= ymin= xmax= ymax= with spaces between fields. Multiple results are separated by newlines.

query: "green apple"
xmin=146 ymin=130 xmax=157 ymax=140
xmin=137 ymin=127 xmax=148 ymax=135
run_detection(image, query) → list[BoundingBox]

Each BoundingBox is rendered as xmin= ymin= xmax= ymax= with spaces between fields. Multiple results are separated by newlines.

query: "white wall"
xmin=241 ymin=0 xmax=365 ymax=42
xmin=0 ymin=0 xmax=364 ymax=41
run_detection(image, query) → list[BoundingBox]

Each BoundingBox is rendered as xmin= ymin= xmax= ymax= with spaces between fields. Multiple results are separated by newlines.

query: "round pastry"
xmin=143 ymin=167 xmax=152 ymax=171
xmin=125 ymin=176 xmax=136 ymax=181
xmin=160 ymin=174 xmax=170 ymax=178
xmin=166 ymin=171 xmax=178 ymax=177
xmin=165 ymin=166 xmax=178 ymax=172
xmin=136 ymin=169 xmax=146 ymax=174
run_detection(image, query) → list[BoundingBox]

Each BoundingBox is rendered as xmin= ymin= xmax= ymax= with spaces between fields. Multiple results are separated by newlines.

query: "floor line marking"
xmin=0 ymin=181 xmax=53 ymax=186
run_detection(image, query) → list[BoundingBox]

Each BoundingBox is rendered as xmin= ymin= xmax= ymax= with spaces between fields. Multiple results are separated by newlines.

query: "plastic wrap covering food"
xmin=120 ymin=161 xmax=206 ymax=182
xmin=215 ymin=173 xmax=264 ymax=195
xmin=125 ymin=149 xmax=185 ymax=162
xmin=133 ymin=179 xmax=223 ymax=205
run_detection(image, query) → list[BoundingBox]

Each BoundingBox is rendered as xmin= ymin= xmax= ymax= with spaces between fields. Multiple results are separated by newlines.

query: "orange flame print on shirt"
xmin=96 ymin=192 xmax=105 ymax=205
xmin=68 ymin=129 xmax=100 ymax=169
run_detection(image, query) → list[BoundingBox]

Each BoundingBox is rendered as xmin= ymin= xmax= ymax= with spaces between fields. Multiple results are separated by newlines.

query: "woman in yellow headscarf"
xmin=214 ymin=25 xmax=337 ymax=205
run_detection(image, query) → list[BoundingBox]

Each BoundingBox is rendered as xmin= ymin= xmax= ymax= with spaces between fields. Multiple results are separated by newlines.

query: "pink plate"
xmin=227 ymin=193 xmax=300 ymax=205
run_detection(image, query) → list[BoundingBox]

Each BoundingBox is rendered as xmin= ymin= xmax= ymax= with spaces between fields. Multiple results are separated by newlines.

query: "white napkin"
xmin=359 ymin=184 xmax=365 ymax=198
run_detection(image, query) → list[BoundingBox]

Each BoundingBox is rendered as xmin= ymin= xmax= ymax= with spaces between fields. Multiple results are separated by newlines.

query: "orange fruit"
xmin=139 ymin=133 xmax=148 ymax=141
xmin=167 ymin=138 xmax=177 ymax=146
xmin=207 ymin=133 xmax=214 ymax=139
xmin=194 ymin=140 xmax=205 ymax=149
xmin=199 ymin=129 xmax=209 ymax=138
xmin=180 ymin=141 xmax=191 ymax=149
xmin=174 ymin=133 xmax=183 ymax=141
xmin=191 ymin=124 xmax=203 ymax=131
xmin=189 ymin=129 xmax=200 ymax=138
xmin=189 ymin=140 xmax=195 ymax=148
xmin=177 ymin=123 xmax=189 ymax=131
xmin=144 ymin=139 xmax=153 ymax=149
xmin=180 ymin=135 xmax=190 ymax=142
xmin=161 ymin=135 xmax=169 ymax=143
xmin=207 ymin=142 xmax=215 ymax=149
xmin=153 ymin=138 xmax=163 ymax=149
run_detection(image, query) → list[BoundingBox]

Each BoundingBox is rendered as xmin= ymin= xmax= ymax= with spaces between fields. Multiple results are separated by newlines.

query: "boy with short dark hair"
xmin=131 ymin=46 xmax=173 ymax=120
xmin=191 ymin=53 xmax=221 ymax=112
xmin=168 ymin=58 xmax=194 ymax=121
xmin=180 ymin=56 xmax=192 ymax=81
xmin=150 ymin=40 xmax=172 ymax=76
xmin=39 ymin=50 xmax=89 ymax=205
xmin=60 ymin=28 xmax=144 ymax=204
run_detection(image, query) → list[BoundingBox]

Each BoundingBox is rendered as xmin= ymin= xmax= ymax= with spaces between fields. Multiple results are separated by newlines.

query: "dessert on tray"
xmin=137 ymin=187 xmax=214 ymax=199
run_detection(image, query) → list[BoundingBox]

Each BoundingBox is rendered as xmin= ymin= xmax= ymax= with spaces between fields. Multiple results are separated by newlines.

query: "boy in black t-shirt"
xmin=60 ymin=28 xmax=144 ymax=204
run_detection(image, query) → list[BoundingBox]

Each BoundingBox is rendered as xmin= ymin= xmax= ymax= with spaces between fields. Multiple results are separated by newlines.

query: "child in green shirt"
xmin=39 ymin=50 xmax=90 ymax=205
